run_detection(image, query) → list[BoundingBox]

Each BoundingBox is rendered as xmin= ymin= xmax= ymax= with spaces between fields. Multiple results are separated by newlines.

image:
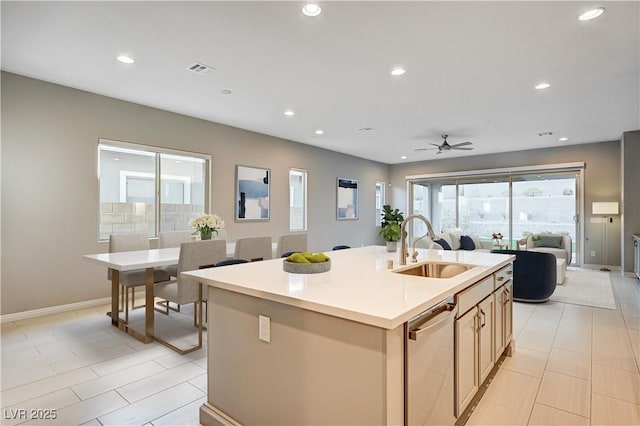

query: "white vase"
xmin=386 ymin=241 xmax=397 ymax=252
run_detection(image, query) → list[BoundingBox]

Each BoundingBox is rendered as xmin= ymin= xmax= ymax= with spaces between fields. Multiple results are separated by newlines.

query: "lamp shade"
xmin=592 ymin=201 xmax=619 ymax=215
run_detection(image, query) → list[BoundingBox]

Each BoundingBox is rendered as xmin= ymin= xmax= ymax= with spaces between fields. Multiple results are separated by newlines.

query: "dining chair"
xmin=154 ymin=239 xmax=227 ymax=353
xmin=234 ymin=236 xmax=273 ymax=261
xmin=281 ymin=251 xmax=301 ymax=258
xmin=108 ymin=233 xmax=171 ymax=323
xmin=158 ymin=230 xmax=193 ymax=278
xmin=215 ymin=258 xmax=249 ymax=267
xmin=276 ymin=233 xmax=308 ymax=257
xmin=212 ymin=228 xmax=227 ymax=240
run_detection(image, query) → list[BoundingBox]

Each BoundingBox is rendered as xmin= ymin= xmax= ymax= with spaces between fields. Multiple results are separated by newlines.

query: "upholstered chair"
xmin=276 ymin=233 xmax=308 ymax=257
xmin=215 ymin=259 xmax=249 ymax=267
xmin=154 ymin=239 xmax=227 ymax=352
xmin=108 ymin=233 xmax=171 ymax=323
xmin=234 ymin=236 xmax=273 ymax=261
xmin=158 ymin=230 xmax=193 ymax=278
xmin=524 ymin=233 xmax=572 ymax=268
xmin=155 ymin=239 xmax=226 ymax=315
xmin=492 ymin=249 xmax=557 ymax=302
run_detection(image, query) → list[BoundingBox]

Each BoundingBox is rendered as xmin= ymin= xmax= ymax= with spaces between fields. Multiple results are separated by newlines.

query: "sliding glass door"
xmin=409 ymin=170 xmax=580 ymax=265
xmin=512 ymin=173 xmax=577 ymax=263
xmin=458 ymin=179 xmax=510 ymax=246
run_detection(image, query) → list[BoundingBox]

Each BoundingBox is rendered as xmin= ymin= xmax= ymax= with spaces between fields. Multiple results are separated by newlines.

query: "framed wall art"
xmin=236 ymin=165 xmax=270 ymax=221
xmin=337 ymin=177 xmax=358 ymax=220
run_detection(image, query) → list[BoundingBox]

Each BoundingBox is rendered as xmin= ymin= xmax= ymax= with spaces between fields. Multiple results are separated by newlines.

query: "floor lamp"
xmin=592 ymin=201 xmax=619 ymax=272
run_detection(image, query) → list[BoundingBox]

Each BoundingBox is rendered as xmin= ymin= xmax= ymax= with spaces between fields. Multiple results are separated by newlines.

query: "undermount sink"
xmin=393 ymin=261 xmax=474 ymax=279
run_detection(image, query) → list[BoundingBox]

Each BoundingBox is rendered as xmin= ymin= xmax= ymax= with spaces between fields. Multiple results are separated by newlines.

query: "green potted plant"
xmin=379 ymin=204 xmax=404 ymax=252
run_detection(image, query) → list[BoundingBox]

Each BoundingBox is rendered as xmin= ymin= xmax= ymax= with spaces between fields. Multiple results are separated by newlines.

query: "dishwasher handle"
xmin=408 ymin=303 xmax=457 ymax=341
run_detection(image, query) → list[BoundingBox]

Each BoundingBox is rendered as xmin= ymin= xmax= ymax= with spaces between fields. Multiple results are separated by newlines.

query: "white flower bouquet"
xmin=189 ymin=213 xmax=225 ymax=240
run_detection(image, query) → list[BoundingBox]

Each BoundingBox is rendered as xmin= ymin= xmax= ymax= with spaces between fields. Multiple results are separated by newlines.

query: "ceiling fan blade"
xmin=414 ymin=147 xmax=439 ymax=151
xmin=449 ymin=141 xmax=473 ymax=148
xmin=430 ymin=143 xmax=442 ymax=147
xmin=451 ymin=147 xmax=474 ymax=150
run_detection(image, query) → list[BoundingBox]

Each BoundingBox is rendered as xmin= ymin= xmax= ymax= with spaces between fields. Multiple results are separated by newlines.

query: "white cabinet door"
xmin=478 ymin=295 xmax=494 ymax=383
xmin=493 ymin=287 xmax=505 ymax=360
xmin=455 ymin=307 xmax=478 ymax=417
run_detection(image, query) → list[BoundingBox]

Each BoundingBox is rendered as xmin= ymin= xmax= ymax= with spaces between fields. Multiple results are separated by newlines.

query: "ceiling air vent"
xmin=186 ymin=62 xmax=215 ymax=74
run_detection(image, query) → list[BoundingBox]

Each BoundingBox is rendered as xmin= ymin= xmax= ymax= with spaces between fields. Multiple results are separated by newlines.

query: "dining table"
xmin=83 ymin=247 xmax=182 ymax=349
xmin=82 ymin=241 xmax=278 ymax=351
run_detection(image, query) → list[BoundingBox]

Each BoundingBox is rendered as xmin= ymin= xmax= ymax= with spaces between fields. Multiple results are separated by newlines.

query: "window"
xmin=408 ymin=164 xmax=581 ymax=264
xmin=289 ymin=168 xmax=307 ymax=231
xmin=375 ymin=181 xmax=386 ymax=226
xmin=98 ymin=140 xmax=210 ymax=241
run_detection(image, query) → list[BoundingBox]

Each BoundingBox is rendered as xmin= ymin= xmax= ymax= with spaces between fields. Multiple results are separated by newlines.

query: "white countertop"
xmin=182 ymin=246 xmax=514 ymax=329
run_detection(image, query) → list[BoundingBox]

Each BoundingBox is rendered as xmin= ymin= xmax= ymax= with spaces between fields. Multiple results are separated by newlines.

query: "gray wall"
xmin=621 ymin=130 xmax=640 ymax=273
xmin=1 ymin=72 xmax=389 ymax=314
xmin=388 ymin=141 xmax=623 ymax=268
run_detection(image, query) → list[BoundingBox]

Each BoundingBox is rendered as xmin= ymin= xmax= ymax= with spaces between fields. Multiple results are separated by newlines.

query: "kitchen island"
xmin=182 ymin=245 xmax=514 ymax=425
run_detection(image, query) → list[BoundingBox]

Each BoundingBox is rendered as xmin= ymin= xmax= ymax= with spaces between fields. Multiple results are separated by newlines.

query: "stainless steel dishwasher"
xmin=404 ymin=298 xmax=457 ymax=426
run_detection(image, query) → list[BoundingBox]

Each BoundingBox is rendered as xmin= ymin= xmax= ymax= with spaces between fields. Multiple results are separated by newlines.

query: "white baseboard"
xmin=1 ymin=297 xmax=111 ymax=323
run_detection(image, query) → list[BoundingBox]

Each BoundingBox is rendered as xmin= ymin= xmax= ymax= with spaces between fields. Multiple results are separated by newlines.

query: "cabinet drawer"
xmin=494 ymin=264 xmax=513 ymax=290
xmin=456 ymin=276 xmax=494 ymax=317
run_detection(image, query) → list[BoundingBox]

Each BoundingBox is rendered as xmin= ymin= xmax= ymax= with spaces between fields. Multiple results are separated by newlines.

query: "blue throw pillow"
xmin=434 ymin=238 xmax=452 ymax=250
xmin=460 ymin=235 xmax=476 ymax=250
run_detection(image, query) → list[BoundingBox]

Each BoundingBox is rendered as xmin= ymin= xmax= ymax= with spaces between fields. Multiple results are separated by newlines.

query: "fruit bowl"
xmin=283 ymin=259 xmax=331 ymax=274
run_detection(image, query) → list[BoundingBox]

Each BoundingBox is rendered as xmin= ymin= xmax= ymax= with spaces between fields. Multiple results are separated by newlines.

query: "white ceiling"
xmin=2 ymin=1 xmax=639 ymax=164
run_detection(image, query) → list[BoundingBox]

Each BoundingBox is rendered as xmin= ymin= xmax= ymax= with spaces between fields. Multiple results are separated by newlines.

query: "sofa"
xmin=492 ymin=249 xmax=557 ymax=302
xmin=415 ymin=228 xmax=493 ymax=252
xmin=522 ymin=233 xmax=572 ymax=269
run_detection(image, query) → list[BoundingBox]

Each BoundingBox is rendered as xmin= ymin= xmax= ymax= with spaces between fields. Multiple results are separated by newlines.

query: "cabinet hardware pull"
xmin=506 ymin=270 xmax=513 ymax=275
xmin=480 ymin=308 xmax=486 ymax=328
xmin=408 ymin=303 xmax=456 ymax=340
xmin=497 ymin=276 xmax=504 ymax=282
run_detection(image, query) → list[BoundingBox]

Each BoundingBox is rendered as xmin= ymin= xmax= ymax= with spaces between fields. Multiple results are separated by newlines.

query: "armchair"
xmin=524 ymin=233 xmax=572 ymax=267
xmin=492 ymin=249 xmax=557 ymax=302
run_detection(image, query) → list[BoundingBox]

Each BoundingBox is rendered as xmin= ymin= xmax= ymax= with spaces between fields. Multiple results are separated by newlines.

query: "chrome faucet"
xmin=400 ymin=214 xmax=437 ymax=265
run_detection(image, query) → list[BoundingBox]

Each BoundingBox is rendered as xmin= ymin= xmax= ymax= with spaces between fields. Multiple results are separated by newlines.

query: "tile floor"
xmin=467 ymin=271 xmax=640 ymax=426
xmin=1 ymin=271 xmax=639 ymax=425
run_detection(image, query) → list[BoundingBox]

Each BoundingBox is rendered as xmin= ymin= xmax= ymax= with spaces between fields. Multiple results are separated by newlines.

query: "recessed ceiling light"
xmin=284 ymin=110 xmax=295 ymax=116
xmin=302 ymin=3 xmax=322 ymax=17
xmin=315 ymin=129 xmax=324 ymax=135
xmin=400 ymin=155 xmax=408 ymax=160
xmin=357 ymin=127 xmax=374 ymax=131
xmin=559 ymin=137 xmax=569 ymax=142
xmin=117 ymin=55 xmax=135 ymax=64
xmin=535 ymin=82 xmax=550 ymax=90
xmin=221 ymin=89 xmax=232 ymax=95
xmin=391 ymin=67 xmax=406 ymax=76
xmin=578 ymin=7 xmax=605 ymax=21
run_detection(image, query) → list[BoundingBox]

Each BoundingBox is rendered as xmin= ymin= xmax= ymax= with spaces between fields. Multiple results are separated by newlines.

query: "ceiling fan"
xmin=415 ymin=134 xmax=474 ymax=154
